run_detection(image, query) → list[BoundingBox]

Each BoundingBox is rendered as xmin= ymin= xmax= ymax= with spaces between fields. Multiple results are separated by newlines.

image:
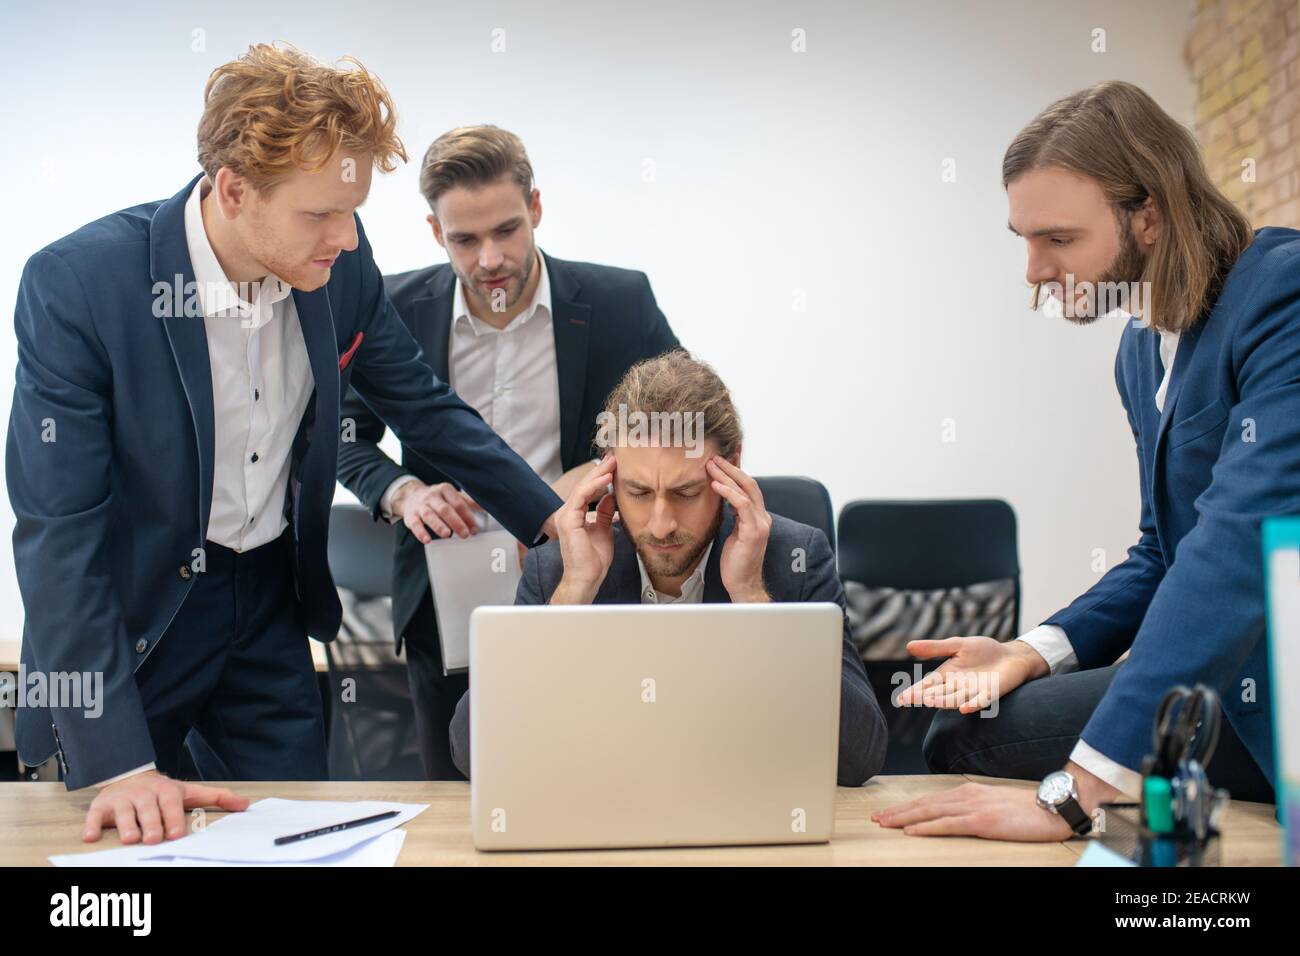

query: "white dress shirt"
xmin=637 ymin=543 xmax=714 ymax=604
xmin=381 ymin=251 xmax=562 ymax=518
xmin=185 ymin=178 xmax=314 ymax=551
xmin=96 ymin=180 xmax=316 ymax=788
xmin=1016 ymin=329 xmax=1181 ymax=797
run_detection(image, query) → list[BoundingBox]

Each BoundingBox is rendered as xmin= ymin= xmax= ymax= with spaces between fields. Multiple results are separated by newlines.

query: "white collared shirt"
xmin=1154 ymin=330 xmax=1180 ymax=414
xmin=183 ymin=178 xmax=314 ymax=552
xmin=381 ymin=251 xmax=562 ymax=517
xmin=1016 ymin=327 xmax=1181 ymax=797
xmin=636 ymin=542 xmax=713 ymax=604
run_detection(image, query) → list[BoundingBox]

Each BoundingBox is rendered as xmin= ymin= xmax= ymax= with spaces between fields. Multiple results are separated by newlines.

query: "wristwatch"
xmin=1036 ymin=770 xmax=1093 ymax=837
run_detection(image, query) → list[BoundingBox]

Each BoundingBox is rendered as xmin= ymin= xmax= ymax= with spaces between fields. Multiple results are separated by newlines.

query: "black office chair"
xmin=328 ymin=503 xmax=396 ymax=599
xmin=325 ymin=502 xmax=422 ymax=780
xmin=836 ymin=499 xmax=1020 ymax=773
xmin=754 ymin=476 xmax=837 ymax=554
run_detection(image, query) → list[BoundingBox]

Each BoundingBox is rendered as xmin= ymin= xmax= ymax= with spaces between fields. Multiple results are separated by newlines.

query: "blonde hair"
xmin=418 ymin=125 xmax=534 ymax=212
xmin=1003 ymin=81 xmax=1253 ymax=334
xmin=197 ymin=43 xmax=407 ymax=190
xmin=600 ymin=350 xmax=743 ymax=459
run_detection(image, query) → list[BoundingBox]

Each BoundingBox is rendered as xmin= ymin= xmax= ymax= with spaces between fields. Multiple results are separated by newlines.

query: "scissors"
xmin=1150 ymin=683 xmax=1222 ymax=779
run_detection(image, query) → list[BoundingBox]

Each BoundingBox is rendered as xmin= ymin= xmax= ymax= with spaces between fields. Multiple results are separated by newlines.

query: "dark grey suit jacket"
xmin=449 ymin=507 xmax=889 ymax=786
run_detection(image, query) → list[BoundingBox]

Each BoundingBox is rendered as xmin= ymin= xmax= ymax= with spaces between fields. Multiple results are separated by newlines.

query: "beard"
xmin=461 ymin=244 xmax=536 ymax=314
xmin=262 ymin=253 xmax=325 ymax=292
xmin=237 ymin=205 xmax=332 ymax=293
xmin=1062 ymin=220 xmax=1147 ymax=326
xmin=632 ymin=505 xmax=724 ymax=580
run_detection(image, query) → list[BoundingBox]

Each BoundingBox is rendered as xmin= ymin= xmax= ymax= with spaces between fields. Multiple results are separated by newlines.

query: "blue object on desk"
xmin=1263 ymin=516 xmax=1300 ymax=868
xmin=1077 ymin=842 xmax=1137 ymax=867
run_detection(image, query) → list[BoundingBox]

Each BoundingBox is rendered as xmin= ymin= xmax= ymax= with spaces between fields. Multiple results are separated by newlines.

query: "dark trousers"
xmin=403 ymin=593 xmax=468 ymax=780
xmin=922 ymin=663 xmax=1275 ymax=804
xmin=133 ymin=529 xmax=328 ymax=781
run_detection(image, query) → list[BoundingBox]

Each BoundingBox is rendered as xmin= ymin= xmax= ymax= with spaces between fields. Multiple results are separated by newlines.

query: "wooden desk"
xmin=0 ymin=775 xmax=1281 ymax=866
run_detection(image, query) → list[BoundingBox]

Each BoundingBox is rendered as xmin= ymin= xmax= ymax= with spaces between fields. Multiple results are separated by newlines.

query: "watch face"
xmin=1038 ymin=771 xmax=1073 ymax=806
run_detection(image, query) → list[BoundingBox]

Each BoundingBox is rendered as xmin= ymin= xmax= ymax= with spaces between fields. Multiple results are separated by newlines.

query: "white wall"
xmin=0 ymin=0 xmax=1194 ymax=638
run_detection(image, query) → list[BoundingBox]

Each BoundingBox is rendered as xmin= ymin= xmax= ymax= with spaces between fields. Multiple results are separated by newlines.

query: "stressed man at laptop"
xmin=449 ymin=350 xmax=888 ymax=786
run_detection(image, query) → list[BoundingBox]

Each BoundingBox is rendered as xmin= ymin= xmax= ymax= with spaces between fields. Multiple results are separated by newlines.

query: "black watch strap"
xmin=1058 ymin=796 xmax=1092 ymax=836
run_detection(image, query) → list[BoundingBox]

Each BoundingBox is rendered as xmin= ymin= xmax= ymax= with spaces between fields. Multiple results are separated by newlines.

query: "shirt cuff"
xmin=379 ymin=475 xmax=419 ymax=524
xmin=1070 ymin=740 xmax=1143 ymax=799
xmin=1015 ymin=624 xmax=1078 ymax=675
xmin=92 ymin=762 xmax=156 ymax=788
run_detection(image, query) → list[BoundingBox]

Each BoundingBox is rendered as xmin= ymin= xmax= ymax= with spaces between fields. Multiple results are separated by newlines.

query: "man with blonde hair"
xmin=6 ymin=45 xmax=562 ymax=843
xmin=448 ymin=350 xmax=889 ymax=786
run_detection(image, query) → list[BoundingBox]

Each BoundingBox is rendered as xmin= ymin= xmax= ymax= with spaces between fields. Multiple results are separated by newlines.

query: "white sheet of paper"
xmin=48 ymin=798 xmax=425 ymax=866
xmin=167 ymin=829 xmax=408 ymax=867
xmin=50 ymin=829 xmax=407 ymax=868
xmin=423 ymin=516 xmax=523 ymax=674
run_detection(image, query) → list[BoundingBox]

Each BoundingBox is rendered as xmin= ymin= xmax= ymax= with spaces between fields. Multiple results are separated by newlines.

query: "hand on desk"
xmin=82 ymin=770 xmax=249 ymax=844
xmin=895 ymin=636 xmax=1049 ymax=713
xmin=872 ymin=761 xmax=1122 ymax=842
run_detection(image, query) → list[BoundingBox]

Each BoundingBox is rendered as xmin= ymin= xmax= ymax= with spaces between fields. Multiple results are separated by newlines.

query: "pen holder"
xmin=1095 ymin=802 xmax=1221 ymax=867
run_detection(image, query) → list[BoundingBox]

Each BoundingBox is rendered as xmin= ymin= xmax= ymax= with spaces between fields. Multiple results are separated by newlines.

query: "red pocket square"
xmin=338 ymin=331 xmax=363 ymax=372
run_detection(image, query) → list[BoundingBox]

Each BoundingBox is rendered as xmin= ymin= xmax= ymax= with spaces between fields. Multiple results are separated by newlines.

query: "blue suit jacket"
xmin=6 ymin=174 xmax=563 ymax=788
xmin=336 ymin=253 xmax=680 ymax=652
xmin=1046 ymin=227 xmax=1300 ymax=787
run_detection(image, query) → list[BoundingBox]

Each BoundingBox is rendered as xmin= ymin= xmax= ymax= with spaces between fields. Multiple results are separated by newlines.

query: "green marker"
xmin=1144 ymin=776 xmax=1175 ymax=833
xmin=1144 ymin=776 xmax=1177 ymax=867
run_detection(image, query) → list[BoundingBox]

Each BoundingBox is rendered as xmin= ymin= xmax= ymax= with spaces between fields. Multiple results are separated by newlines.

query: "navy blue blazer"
xmin=6 ymin=174 xmax=563 ymax=788
xmin=1045 ymin=227 xmax=1300 ymax=787
xmin=335 ymin=253 xmax=680 ymax=651
xmin=448 ymin=508 xmax=890 ymax=787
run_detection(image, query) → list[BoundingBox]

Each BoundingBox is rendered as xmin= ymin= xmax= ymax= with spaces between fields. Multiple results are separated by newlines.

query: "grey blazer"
xmin=449 ymin=507 xmax=888 ymax=786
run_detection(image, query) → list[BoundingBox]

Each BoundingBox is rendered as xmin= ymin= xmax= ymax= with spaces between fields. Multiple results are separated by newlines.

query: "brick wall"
xmin=1188 ymin=0 xmax=1300 ymax=226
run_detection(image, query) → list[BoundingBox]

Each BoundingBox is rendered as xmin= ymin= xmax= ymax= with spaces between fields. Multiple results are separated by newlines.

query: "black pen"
xmin=274 ymin=810 xmax=400 ymax=846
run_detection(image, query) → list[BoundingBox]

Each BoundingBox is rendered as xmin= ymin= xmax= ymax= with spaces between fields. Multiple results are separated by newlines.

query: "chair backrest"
xmin=754 ymin=476 xmax=836 ymax=554
xmin=837 ymin=498 xmax=1020 ymax=640
xmin=325 ymin=504 xmax=420 ymax=779
xmin=837 ymin=498 xmax=1019 ymax=589
xmin=328 ymin=502 xmax=396 ymax=599
xmin=837 ymin=499 xmax=1020 ymax=774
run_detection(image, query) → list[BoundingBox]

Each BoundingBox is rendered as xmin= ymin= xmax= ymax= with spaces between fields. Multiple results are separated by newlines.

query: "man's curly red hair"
xmin=197 ymin=43 xmax=407 ymax=190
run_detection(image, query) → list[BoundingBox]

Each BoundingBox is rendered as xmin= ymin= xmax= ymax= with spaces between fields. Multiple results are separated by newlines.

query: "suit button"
xmin=179 ymin=565 xmax=192 ymax=581
xmin=135 ymin=639 xmax=148 ymax=654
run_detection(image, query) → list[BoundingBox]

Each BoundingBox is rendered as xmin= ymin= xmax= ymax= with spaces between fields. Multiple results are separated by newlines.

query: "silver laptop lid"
xmin=470 ymin=603 xmax=843 ymax=851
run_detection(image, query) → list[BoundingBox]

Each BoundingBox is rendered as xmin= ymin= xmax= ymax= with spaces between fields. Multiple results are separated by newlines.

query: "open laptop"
xmin=469 ymin=603 xmax=844 ymax=851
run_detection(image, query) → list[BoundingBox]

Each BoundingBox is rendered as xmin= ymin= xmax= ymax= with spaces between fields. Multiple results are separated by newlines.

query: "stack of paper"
xmin=49 ymin=798 xmax=426 ymax=867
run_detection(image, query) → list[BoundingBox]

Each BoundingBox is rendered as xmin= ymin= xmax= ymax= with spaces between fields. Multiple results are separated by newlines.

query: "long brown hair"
xmin=1003 ymin=81 xmax=1254 ymax=333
